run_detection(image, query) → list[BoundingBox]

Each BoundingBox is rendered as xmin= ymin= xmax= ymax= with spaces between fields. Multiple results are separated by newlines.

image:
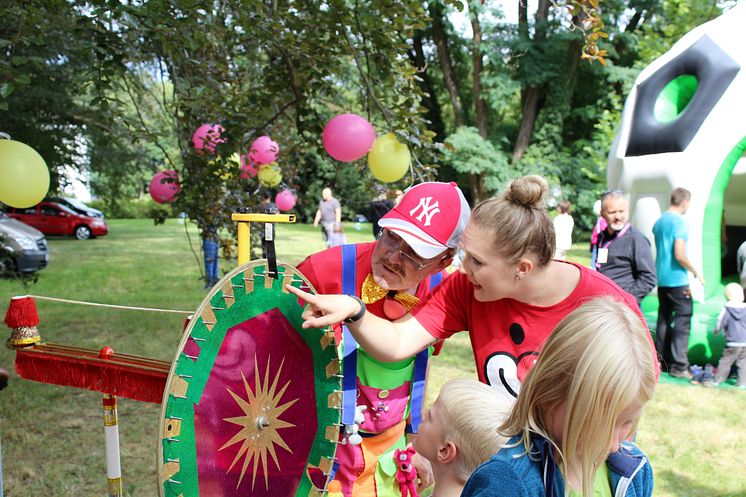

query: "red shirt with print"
xmin=411 ymin=261 xmax=659 ymax=398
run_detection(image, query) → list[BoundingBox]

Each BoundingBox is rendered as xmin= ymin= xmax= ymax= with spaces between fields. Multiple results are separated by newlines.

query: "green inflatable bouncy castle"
xmin=606 ymin=3 xmax=746 ymax=365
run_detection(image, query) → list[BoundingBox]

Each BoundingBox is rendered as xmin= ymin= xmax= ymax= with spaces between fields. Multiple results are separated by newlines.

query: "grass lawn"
xmin=1 ymin=219 xmax=745 ymax=496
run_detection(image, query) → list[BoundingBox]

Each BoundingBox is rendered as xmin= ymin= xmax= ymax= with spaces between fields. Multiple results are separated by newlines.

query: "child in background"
xmin=462 ymin=297 xmax=657 ymax=497
xmin=413 ymin=379 xmax=513 ymax=497
xmin=713 ymin=282 xmax=746 ymax=388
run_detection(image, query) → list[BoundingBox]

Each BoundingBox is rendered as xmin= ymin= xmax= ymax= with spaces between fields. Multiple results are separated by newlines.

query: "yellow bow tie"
xmin=361 ymin=274 xmax=420 ymax=311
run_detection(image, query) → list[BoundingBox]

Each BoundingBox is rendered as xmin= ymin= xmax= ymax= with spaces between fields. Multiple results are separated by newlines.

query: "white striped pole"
xmin=102 ymin=393 xmax=122 ymax=497
xmin=98 ymin=347 xmax=122 ymax=497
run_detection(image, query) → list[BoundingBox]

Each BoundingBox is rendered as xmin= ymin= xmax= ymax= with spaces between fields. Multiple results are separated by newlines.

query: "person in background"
xmin=394 ymin=189 xmax=404 ymax=206
xmin=461 ymin=297 xmax=657 ymax=497
xmin=590 ymin=190 xmax=656 ymax=306
xmin=737 ymin=240 xmax=746 ymax=290
xmin=653 ymin=187 xmax=703 ymax=379
xmin=713 ymin=282 xmax=746 ymax=388
xmin=413 ymin=379 xmax=513 ymax=497
xmin=297 ymin=181 xmax=470 ymax=497
xmin=553 ymin=200 xmax=574 ymax=260
xmin=590 ymin=198 xmax=608 ymax=251
xmin=367 ymin=191 xmax=394 ymax=239
xmin=313 ymin=187 xmax=341 ymax=247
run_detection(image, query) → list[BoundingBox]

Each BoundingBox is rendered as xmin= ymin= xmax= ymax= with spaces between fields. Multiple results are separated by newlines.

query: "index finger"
xmin=286 ymin=283 xmax=315 ymax=303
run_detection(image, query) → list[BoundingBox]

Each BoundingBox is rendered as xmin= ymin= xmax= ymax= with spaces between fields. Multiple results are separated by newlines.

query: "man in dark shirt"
xmin=591 ymin=189 xmax=657 ymax=305
xmin=367 ymin=192 xmax=394 ymax=239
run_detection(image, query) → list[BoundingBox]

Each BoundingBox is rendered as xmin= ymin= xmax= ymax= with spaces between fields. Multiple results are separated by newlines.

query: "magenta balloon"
xmin=275 ymin=190 xmax=297 ymax=211
xmin=322 ymin=113 xmax=375 ymax=162
xmin=249 ymin=136 xmax=279 ymax=165
xmin=191 ymin=124 xmax=225 ymax=153
xmin=239 ymin=154 xmax=259 ymax=178
xmin=149 ymin=170 xmax=180 ymax=204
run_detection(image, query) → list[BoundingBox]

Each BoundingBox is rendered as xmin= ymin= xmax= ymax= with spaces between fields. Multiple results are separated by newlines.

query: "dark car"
xmin=45 ymin=196 xmax=104 ymax=219
xmin=6 ymin=202 xmax=108 ymax=240
xmin=0 ymin=213 xmax=49 ymax=273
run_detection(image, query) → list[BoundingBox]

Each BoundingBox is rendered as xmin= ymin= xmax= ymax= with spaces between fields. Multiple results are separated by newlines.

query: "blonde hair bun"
xmin=506 ymin=175 xmax=548 ymax=208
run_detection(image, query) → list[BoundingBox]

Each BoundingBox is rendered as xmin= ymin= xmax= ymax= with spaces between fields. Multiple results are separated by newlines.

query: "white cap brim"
xmin=378 ymin=218 xmax=449 ymax=259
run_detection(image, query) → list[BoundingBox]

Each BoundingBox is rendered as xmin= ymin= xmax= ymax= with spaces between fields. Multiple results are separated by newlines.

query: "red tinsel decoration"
xmin=15 ymin=344 xmax=170 ymax=403
xmin=4 ymin=296 xmax=39 ymax=328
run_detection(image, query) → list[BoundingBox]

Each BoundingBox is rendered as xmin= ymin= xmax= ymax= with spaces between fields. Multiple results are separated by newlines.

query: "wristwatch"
xmin=344 ymin=295 xmax=366 ymax=324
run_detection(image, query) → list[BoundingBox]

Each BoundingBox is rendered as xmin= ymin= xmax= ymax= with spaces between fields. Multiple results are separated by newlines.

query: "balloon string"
xmin=18 ymin=295 xmax=192 ymax=315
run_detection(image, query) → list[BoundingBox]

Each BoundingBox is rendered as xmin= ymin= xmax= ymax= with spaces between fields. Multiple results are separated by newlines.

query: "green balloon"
xmin=0 ymin=140 xmax=50 ymax=208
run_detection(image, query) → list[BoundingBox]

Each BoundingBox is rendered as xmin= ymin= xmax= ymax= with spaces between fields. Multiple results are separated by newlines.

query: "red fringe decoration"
xmin=4 ymin=296 xmax=40 ymax=328
xmin=15 ymin=344 xmax=170 ymax=403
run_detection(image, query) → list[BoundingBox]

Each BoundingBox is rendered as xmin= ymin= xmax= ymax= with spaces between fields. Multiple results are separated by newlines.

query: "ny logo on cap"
xmin=409 ymin=197 xmax=440 ymax=226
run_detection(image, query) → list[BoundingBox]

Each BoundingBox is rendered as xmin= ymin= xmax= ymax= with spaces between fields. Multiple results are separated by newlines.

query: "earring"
xmin=514 ymin=273 xmax=520 ymax=281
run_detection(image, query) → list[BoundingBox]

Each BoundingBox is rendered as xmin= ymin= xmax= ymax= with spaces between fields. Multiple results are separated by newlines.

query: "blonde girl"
xmin=461 ymin=297 xmax=657 ymax=497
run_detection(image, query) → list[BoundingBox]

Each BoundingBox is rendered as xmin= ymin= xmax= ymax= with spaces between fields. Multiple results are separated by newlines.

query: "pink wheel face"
xmin=159 ymin=261 xmax=341 ymax=497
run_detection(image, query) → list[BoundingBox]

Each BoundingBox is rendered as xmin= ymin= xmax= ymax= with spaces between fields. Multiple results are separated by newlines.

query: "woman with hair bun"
xmin=289 ymin=175 xmax=659 ymax=400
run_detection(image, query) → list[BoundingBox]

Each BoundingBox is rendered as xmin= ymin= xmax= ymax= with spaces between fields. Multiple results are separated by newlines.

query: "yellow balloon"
xmin=257 ymin=163 xmax=282 ymax=187
xmin=367 ymin=133 xmax=410 ymax=183
xmin=0 ymin=140 xmax=50 ymax=208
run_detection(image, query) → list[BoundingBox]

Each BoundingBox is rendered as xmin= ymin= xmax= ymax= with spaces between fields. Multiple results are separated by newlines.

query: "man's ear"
xmin=433 ymin=249 xmax=456 ymax=272
xmin=438 ymin=440 xmax=458 ymax=464
xmin=435 ymin=256 xmax=453 ymax=272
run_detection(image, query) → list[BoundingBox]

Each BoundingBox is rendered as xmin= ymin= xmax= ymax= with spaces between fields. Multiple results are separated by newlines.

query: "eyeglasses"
xmin=378 ymin=229 xmax=446 ymax=271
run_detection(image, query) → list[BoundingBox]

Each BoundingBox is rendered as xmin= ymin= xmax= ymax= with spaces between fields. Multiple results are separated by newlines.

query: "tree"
xmin=76 ymin=0 xmax=435 ymax=284
xmin=1 ymin=1 xmax=98 ymax=189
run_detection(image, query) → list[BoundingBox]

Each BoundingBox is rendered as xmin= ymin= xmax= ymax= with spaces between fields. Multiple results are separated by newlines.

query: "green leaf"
xmin=0 ymin=82 xmax=14 ymax=99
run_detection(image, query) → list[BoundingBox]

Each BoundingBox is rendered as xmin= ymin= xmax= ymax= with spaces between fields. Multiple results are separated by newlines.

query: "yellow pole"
xmin=231 ymin=213 xmax=296 ymax=265
xmin=236 ymin=221 xmax=251 ymax=265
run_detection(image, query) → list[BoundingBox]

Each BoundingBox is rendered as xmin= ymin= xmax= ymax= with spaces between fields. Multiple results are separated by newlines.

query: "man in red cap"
xmin=297 ymin=181 xmax=470 ymax=497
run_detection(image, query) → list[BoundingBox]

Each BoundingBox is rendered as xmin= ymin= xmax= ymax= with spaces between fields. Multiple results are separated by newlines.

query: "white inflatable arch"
xmin=607 ymin=2 xmax=746 ymax=363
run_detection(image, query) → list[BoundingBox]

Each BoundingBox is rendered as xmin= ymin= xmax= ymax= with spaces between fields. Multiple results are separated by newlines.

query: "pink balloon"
xmin=239 ymin=154 xmax=259 ymax=178
xmin=191 ymin=123 xmax=225 ymax=153
xmin=275 ymin=189 xmax=297 ymax=212
xmin=149 ymin=170 xmax=180 ymax=204
xmin=322 ymin=113 xmax=376 ymax=162
xmin=249 ymin=136 xmax=280 ymax=165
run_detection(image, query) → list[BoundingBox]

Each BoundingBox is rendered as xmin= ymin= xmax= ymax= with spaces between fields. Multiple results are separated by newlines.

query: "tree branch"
xmin=121 ymin=74 xmax=178 ymax=168
xmin=343 ymin=28 xmax=394 ymax=126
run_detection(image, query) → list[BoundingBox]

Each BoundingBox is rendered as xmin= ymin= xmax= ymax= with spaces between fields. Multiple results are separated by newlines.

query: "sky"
xmin=449 ymin=0 xmax=538 ymax=37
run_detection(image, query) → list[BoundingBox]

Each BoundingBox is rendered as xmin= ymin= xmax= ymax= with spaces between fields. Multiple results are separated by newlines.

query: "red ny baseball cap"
xmin=378 ymin=181 xmax=470 ymax=259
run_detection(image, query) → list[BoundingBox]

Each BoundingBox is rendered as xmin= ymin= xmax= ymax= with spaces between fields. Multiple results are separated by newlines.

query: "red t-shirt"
xmin=411 ymin=261 xmax=658 ymax=399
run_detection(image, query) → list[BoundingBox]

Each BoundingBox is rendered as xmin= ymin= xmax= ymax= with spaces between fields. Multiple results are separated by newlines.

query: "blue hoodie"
xmin=461 ymin=435 xmax=653 ymax=497
xmin=718 ymin=302 xmax=746 ymax=346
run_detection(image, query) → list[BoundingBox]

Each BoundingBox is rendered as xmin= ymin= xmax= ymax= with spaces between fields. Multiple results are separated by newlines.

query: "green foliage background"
xmin=1 ymin=1 xmax=732 ymax=238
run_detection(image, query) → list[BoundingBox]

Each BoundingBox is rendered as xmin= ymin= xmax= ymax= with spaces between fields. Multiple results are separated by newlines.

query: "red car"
xmin=5 ymin=202 xmax=108 ymax=240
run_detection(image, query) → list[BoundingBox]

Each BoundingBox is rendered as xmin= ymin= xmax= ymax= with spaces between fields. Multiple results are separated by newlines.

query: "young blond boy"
xmin=412 ymin=379 xmax=514 ymax=497
xmin=714 ymin=282 xmax=746 ymax=388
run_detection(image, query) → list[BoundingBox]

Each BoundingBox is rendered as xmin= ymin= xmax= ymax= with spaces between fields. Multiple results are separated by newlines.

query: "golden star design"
xmin=219 ymin=355 xmax=298 ymax=490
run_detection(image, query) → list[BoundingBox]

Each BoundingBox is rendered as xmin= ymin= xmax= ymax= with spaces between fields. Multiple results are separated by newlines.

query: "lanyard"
xmin=592 ymin=224 xmax=630 ymax=270
xmin=599 ymin=223 xmax=630 ymax=250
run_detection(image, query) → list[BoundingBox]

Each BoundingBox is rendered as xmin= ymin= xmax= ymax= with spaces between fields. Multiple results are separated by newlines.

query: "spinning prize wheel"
xmin=158 ymin=261 xmax=341 ymax=497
